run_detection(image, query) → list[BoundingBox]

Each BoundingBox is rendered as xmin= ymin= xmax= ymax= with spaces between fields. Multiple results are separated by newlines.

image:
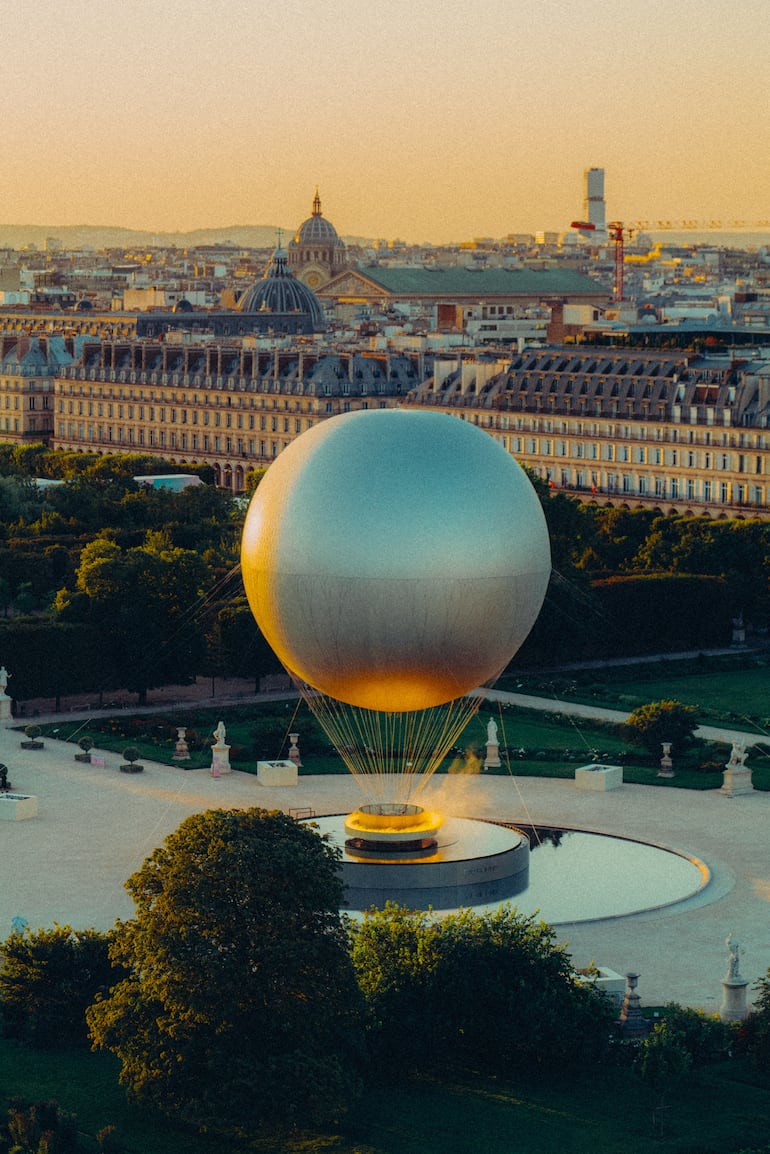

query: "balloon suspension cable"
xmin=297 ymin=684 xmax=484 ymax=808
xmin=494 ymin=696 xmax=543 ymax=847
xmin=279 ymin=696 xmax=304 ymax=759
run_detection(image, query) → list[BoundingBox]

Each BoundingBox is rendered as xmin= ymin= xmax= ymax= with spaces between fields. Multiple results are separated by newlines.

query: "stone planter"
xmin=19 ymin=740 xmax=44 ymax=750
xmin=257 ymin=760 xmax=298 ymax=787
xmin=575 ymin=763 xmax=623 ymax=791
xmin=74 ymin=752 xmax=92 ymax=762
xmin=575 ymin=965 xmax=626 ymax=1004
xmin=119 ymin=763 xmax=144 ymax=773
xmin=0 ymin=793 xmax=38 ymax=820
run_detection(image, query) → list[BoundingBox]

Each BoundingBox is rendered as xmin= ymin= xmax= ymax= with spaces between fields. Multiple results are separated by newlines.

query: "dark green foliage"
xmin=657 ymin=1002 xmax=735 ymax=1064
xmin=624 ymin=699 xmax=699 ymax=756
xmin=634 ymin=516 xmax=770 ymax=629
xmin=55 ymin=534 xmax=211 ymax=702
xmin=591 ymin=573 xmax=732 ymax=654
xmin=214 ymin=598 xmax=282 ymax=682
xmin=350 ymin=903 xmax=614 ymax=1080
xmin=576 ymin=506 xmax=660 ymax=575
xmin=87 ymin=808 xmax=366 ymax=1136
xmin=0 ymin=927 xmax=120 ymax=1049
xmin=736 ymin=968 xmax=770 ymax=1068
xmin=2 ymin=1098 xmax=79 ymax=1154
xmin=637 ymin=1019 xmax=692 ymax=1095
xmin=0 ymin=620 xmax=105 ymax=703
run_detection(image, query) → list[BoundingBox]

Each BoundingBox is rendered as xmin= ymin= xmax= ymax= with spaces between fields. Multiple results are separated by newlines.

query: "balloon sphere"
xmin=241 ymin=409 xmax=551 ymax=711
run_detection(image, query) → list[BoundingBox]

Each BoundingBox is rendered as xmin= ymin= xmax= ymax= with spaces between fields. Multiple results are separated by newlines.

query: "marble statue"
xmin=725 ymin=933 xmax=743 ymax=981
xmin=728 ymin=742 xmax=747 ymax=769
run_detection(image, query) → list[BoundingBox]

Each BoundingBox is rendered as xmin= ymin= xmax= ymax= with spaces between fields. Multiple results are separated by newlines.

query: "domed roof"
xmin=173 ymin=297 xmax=193 ymax=313
xmin=236 ymin=248 xmax=326 ymax=331
xmin=292 ymin=190 xmax=345 ymax=248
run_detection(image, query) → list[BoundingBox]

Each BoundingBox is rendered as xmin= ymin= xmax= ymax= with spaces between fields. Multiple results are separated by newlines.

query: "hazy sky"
xmin=1 ymin=0 xmax=768 ymax=242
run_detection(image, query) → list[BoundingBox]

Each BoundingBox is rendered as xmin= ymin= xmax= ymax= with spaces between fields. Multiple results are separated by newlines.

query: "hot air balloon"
xmin=241 ymin=408 xmax=551 ymax=816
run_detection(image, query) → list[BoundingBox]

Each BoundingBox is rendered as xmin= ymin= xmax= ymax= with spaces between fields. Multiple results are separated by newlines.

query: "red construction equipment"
xmin=571 ymin=219 xmax=634 ymax=301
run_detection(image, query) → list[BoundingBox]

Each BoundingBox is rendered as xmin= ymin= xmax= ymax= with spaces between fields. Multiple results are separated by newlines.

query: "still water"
xmin=507 ymin=825 xmax=709 ymax=925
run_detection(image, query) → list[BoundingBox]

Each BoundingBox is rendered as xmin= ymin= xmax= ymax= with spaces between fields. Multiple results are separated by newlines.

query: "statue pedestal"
xmin=0 ymin=695 xmax=11 ymax=722
xmin=720 ymin=978 xmax=750 ymax=1021
xmin=172 ymin=727 xmax=190 ymax=762
xmin=721 ymin=766 xmax=753 ymax=797
xmin=211 ymin=746 xmax=232 ymax=777
xmin=483 ymin=741 xmax=501 ymax=770
xmin=619 ymin=972 xmax=649 ymax=1039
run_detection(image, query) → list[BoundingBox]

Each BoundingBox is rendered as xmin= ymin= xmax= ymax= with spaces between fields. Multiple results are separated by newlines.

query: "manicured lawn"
xmin=0 ymin=1042 xmax=222 ymax=1154
xmin=39 ymin=695 xmax=755 ymax=789
xmin=38 ymin=703 xmax=639 ymax=780
xmin=2 ymin=1040 xmax=769 ymax=1154
xmin=343 ymin=1062 xmax=770 ymax=1153
xmin=504 ymin=653 xmax=770 ymax=731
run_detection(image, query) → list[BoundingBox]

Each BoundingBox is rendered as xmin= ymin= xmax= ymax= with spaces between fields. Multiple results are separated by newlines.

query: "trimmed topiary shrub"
xmin=20 ymin=723 xmax=44 ymax=750
xmin=75 ymin=735 xmax=94 ymax=762
xmin=119 ymin=745 xmax=143 ymax=773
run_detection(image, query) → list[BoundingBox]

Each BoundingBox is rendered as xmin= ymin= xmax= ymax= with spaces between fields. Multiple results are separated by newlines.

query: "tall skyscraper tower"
xmin=583 ymin=167 xmax=606 ymax=232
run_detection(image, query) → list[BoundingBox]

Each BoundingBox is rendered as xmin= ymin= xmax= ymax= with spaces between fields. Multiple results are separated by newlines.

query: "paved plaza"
xmin=1 ymin=713 xmax=769 ymax=1014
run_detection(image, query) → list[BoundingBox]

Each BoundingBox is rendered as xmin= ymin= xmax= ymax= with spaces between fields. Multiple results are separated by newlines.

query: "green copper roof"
xmin=357 ymin=265 xmax=605 ymax=297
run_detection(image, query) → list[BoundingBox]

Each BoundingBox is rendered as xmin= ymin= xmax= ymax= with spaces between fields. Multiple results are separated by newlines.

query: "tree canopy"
xmin=349 ymin=902 xmax=613 ymax=1079
xmin=624 ymin=699 xmax=699 ymax=756
xmin=0 ymin=925 xmax=118 ymax=1049
xmin=87 ymin=808 xmax=365 ymax=1136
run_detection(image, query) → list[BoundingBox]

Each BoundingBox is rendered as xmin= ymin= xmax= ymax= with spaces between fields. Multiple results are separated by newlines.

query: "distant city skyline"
xmin=1 ymin=0 xmax=768 ymax=244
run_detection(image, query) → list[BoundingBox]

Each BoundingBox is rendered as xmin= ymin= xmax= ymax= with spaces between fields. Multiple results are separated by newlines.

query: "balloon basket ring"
xmin=344 ymin=803 xmax=442 ymax=855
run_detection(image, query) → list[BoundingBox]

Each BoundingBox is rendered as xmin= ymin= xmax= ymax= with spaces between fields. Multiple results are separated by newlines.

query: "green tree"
xmin=624 ymin=699 xmax=698 ymax=757
xmin=0 ymin=926 xmax=119 ymax=1049
xmin=350 ymin=903 xmax=613 ymax=1079
xmin=578 ymin=506 xmax=660 ymax=575
xmin=244 ymin=466 xmax=268 ymax=495
xmin=0 ymin=474 xmax=43 ymax=526
xmin=638 ymin=1019 xmax=692 ymax=1097
xmin=59 ymin=532 xmax=210 ymax=702
xmin=87 ymin=808 xmax=365 ymax=1136
xmin=656 ymin=1002 xmax=734 ymax=1064
xmin=633 ymin=517 xmax=770 ymax=629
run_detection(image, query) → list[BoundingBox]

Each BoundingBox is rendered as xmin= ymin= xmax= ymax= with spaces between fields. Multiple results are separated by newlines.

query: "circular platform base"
xmin=308 ymin=816 xmax=710 ymax=922
xmin=310 ymin=814 xmax=530 ymax=912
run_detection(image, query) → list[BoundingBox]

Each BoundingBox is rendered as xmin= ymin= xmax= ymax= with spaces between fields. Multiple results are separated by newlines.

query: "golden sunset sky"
xmin=1 ymin=0 xmax=767 ymax=243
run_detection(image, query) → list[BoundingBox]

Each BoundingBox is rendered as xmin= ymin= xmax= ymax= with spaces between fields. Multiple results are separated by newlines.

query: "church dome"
xmin=293 ymin=189 xmax=344 ymax=245
xmin=287 ymin=190 xmax=347 ymax=289
xmin=236 ymin=248 xmax=326 ymax=331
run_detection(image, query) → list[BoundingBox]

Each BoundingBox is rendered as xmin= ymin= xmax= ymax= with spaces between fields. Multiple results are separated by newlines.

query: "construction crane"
xmin=571 ymin=219 xmax=634 ymax=302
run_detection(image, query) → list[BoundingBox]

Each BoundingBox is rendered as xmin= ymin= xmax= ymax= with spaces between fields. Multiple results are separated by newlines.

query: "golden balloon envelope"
xmin=241 ymin=409 xmax=551 ymax=711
